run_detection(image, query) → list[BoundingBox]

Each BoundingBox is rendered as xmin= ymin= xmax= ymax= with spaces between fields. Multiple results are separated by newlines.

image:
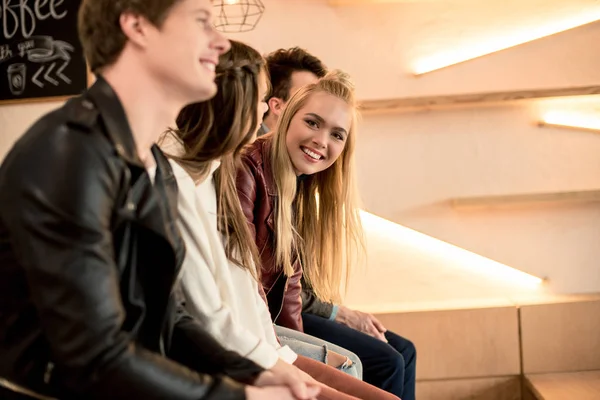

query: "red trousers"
xmin=294 ymin=355 xmax=401 ymax=400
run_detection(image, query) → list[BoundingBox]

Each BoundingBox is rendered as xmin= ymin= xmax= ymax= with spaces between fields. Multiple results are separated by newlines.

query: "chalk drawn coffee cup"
xmin=8 ymin=63 xmax=27 ymax=95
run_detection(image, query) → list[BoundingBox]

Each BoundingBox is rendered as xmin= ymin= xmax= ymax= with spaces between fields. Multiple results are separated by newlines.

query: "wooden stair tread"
xmin=450 ymin=189 xmax=600 ymax=209
xmin=526 ymin=371 xmax=600 ymax=400
xmin=359 ymin=85 xmax=600 ymax=113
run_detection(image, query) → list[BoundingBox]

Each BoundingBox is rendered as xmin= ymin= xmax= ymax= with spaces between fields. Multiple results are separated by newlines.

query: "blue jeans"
xmin=302 ymin=313 xmax=416 ymax=400
xmin=275 ymin=325 xmax=362 ymax=379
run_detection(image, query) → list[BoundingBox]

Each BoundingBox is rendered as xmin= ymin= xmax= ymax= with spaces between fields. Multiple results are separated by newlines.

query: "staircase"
xmin=370 ymin=294 xmax=600 ymax=400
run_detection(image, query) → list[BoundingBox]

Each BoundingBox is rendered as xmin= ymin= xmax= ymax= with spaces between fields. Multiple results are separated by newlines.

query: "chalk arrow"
xmin=44 ymin=63 xmax=59 ymax=86
xmin=32 ymin=65 xmax=45 ymax=88
xmin=55 ymin=60 xmax=71 ymax=84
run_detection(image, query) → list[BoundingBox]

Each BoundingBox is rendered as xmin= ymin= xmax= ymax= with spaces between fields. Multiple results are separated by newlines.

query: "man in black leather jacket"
xmin=0 ymin=1 xmax=319 ymax=399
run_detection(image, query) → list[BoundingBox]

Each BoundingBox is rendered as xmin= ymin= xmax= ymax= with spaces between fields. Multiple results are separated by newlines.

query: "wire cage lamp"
xmin=213 ymin=0 xmax=266 ymax=33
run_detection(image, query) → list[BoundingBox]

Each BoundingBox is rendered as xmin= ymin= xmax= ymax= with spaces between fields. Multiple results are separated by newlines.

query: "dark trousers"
xmin=302 ymin=313 xmax=416 ymax=400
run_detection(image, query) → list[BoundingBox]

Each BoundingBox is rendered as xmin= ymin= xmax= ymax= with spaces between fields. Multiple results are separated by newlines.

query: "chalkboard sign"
xmin=1 ymin=0 xmax=88 ymax=104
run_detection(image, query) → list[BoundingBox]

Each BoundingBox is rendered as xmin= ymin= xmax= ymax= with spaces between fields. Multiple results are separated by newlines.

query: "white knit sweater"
xmin=171 ymin=159 xmax=297 ymax=369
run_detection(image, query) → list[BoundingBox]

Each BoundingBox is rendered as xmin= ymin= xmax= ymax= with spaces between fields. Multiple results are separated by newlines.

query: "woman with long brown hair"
xmin=162 ymin=40 xmax=399 ymax=400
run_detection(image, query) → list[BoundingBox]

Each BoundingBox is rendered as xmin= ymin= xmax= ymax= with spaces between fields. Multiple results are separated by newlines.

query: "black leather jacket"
xmin=0 ymin=77 xmax=262 ymax=399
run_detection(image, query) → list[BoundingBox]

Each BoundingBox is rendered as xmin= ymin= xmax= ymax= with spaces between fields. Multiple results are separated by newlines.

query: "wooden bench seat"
xmin=525 ymin=371 xmax=600 ymax=400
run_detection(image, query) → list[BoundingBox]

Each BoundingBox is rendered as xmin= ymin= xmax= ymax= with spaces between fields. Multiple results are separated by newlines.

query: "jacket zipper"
xmin=160 ymin=272 xmax=180 ymax=356
xmin=274 ymin=251 xmax=302 ymax=324
xmin=272 ymin=275 xmax=289 ymax=323
xmin=159 ymin=285 xmax=174 ymax=356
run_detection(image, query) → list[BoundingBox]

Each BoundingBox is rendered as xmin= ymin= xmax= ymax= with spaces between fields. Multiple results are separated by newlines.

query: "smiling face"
xmin=142 ymin=0 xmax=230 ymax=103
xmin=285 ymin=91 xmax=352 ymax=176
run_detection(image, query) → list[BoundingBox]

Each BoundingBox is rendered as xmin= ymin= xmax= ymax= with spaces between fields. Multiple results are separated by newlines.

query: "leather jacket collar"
xmin=87 ymin=75 xmax=143 ymax=167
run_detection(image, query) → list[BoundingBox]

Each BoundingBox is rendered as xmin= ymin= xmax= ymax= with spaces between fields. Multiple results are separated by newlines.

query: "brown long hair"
xmin=165 ymin=40 xmax=268 ymax=274
xmin=271 ymin=70 xmax=365 ymax=303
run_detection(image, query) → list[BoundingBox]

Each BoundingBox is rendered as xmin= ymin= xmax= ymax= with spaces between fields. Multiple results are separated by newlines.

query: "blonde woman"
xmin=236 ymin=70 xmax=416 ymax=399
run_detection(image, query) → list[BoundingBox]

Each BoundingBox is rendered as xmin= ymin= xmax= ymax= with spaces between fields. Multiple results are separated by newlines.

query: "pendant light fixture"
xmin=213 ymin=0 xmax=266 ymax=33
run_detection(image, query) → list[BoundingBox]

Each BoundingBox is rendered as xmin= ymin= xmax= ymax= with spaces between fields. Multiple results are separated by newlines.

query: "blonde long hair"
xmin=271 ymin=70 xmax=365 ymax=303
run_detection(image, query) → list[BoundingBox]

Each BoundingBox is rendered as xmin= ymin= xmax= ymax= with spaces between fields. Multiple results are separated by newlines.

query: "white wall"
xmin=229 ymin=0 xmax=600 ymax=99
xmin=228 ymin=0 xmax=600 ymax=296
xmin=0 ymin=102 xmax=63 ymax=160
xmin=357 ymin=103 xmax=600 ymax=295
xmin=2 ymin=0 xmax=599 ymax=302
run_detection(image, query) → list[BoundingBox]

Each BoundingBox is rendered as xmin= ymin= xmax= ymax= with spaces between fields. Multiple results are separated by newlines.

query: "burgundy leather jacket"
xmin=236 ymin=135 xmax=304 ymax=331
